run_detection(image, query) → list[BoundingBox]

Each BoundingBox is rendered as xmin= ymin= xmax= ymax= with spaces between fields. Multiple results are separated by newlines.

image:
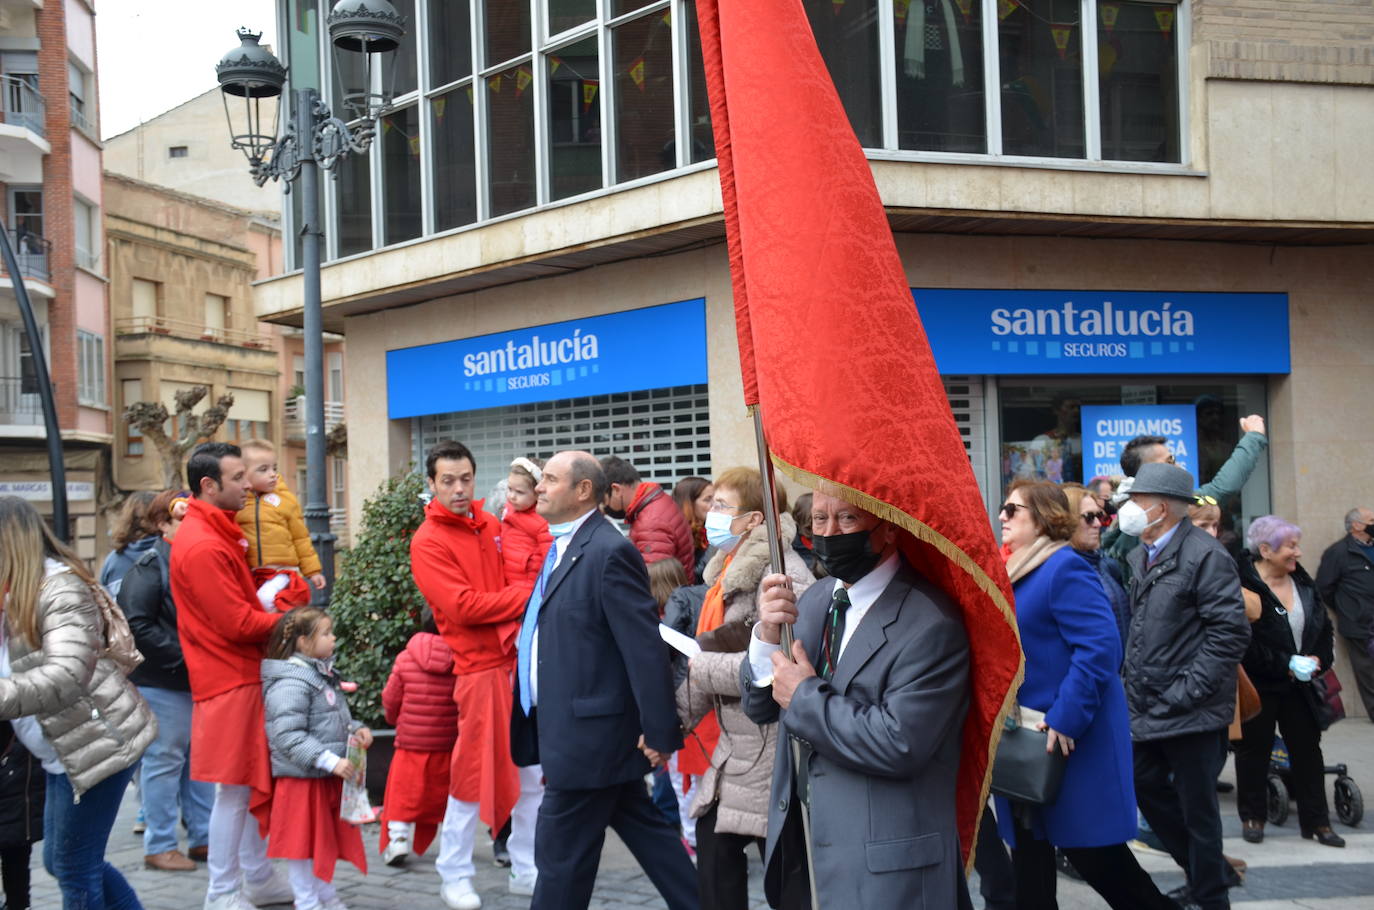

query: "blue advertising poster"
xmin=386 ymin=299 xmax=708 ymax=419
xmin=911 ymin=290 xmax=1290 ymax=375
xmin=1081 ymin=405 xmax=1200 ymax=486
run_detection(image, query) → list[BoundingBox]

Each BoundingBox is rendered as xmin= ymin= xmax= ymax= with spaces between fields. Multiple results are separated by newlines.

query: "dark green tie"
xmin=819 ymin=587 xmax=851 ymax=680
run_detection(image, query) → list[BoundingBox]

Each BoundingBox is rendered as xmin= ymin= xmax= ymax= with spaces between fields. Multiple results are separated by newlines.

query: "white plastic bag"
xmin=340 ymin=740 xmax=376 ymax=825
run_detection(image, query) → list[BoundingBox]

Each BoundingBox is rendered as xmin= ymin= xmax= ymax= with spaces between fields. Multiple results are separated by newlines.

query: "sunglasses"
xmin=999 ymin=502 xmax=1028 ymax=519
xmin=1081 ymin=511 xmax=1107 ymax=525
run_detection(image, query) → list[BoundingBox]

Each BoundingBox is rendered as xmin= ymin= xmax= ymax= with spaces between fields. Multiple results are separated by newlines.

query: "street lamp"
xmin=215 ymin=2 xmax=406 ymax=602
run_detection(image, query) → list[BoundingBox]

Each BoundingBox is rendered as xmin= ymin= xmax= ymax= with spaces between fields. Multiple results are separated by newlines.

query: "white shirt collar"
xmin=832 ymin=550 xmax=901 ymax=613
xmin=553 ymin=508 xmax=598 ymax=564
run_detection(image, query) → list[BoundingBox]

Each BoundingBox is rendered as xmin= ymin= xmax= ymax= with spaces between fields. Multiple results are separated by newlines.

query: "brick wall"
xmin=1197 ymin=0 xmax=1374 ymax=85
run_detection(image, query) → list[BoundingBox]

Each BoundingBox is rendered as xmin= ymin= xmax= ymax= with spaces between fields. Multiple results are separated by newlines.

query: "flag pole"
xmin=751 ymin=405 xmax=820 ymax=910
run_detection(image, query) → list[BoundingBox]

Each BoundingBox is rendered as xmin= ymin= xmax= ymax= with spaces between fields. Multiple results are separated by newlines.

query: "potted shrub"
xmin=329 ymin=468 xmax=430 ymax=802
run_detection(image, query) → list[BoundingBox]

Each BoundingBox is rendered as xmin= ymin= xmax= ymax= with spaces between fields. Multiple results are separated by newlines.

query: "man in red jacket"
xmin=600 ymin=455 xmax=694 ymax=576
xmin=411 ymin=441 xmax=540 ymax=910
xmin=170 ymin=442 xmax=290 ymax=910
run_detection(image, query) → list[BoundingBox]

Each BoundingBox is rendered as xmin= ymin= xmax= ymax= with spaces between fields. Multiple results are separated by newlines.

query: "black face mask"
xmin=603 ymin=506 xmax=626 ymax=520
xmin=811 ymin=529 xmax=883 ymax=584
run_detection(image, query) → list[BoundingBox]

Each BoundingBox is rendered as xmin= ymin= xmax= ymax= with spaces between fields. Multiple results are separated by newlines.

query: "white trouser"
xmin=668 ymin=755 xmax=700 ymax=847
xmin=387 ymin=820 xmax=414 ymax=842
xmin=206 ymin=784 xmax=273 ymax=897
xmin=436 ymin=764 xmax=543 ymax=884
xmin=286 ymin=858 xmax=337 ymax=909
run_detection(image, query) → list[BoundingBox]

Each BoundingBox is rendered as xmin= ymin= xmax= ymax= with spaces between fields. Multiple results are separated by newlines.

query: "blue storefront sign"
xmin=386 ymin=299 xmax=708 ymax=419
xmin=1081 ymin=405 xmax=1200 ymax=485
xmin=912 ymin=290 xmax=1290 ymax=375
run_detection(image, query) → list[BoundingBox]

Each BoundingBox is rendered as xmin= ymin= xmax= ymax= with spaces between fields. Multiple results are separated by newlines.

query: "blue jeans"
xmin=43 ymin=763 xmax=143 ymax=910
xmin=138 ymin=686 xmax=214 ymax=855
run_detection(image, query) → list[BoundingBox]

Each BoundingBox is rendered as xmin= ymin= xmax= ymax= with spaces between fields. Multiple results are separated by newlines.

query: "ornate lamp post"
xmin=215 ymin=1 xmax=406 ymax=601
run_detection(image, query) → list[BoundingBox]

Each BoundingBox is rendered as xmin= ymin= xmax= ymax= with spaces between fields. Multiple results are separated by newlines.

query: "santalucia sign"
xmin=912 ymin=289 xmax=1290 ymax=376
xmin=385 ymin=299 xmax=708 ymax=419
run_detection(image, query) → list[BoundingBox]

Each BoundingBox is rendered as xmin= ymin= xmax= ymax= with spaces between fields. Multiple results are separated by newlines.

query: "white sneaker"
xmin=204 ymin=892 xmax=257 ymax=910
xmin=508 ymin=870 xmax=537 ymax=896
xmin=243 ymin=868 xmax=295 ymax=906
xmin=440 ymin=878 xmax=482 ymax=910
xmin=320 ymin=899 xmax=349 ymax=910
xmin=383 ymin=833 xmax=411 ymax=867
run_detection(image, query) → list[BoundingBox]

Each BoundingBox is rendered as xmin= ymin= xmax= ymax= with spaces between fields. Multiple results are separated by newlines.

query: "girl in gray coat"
xmin=261 ymin=607 xmax=372 ymax=910
xmin=0 ymin=496 xmax=156 ymax=909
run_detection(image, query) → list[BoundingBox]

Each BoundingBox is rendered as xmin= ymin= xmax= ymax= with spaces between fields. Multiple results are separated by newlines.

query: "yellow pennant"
xmin=489 ymin=77 xmax=501 ymax=94
xmin=1100 ymin=2 xmax=1120 ymax=32
xmin=465 ymin=86 xmax=473 ymax=103
xmin=662 ymin=10 xmax=671 ymax=26
xmin=832 ymin=0 xmax=844 ymax=15
xmin=1050 ymin=23 xmax=1073 ymax=60
xmin=629 ymin=56 xmax=646 ymax=91
xmin=895 ymin=0 xmax=912 ymax=25
xmin=516 ymin=66 xmax=533 ymax=99
xmin=408 ymin=135 xmax=420 ymax=158
xmin=550 ymin=56 xmax=562 ymax=75
xmin=1154 ymin=7 xmax=1174 ymax=35
xmin=998 ymin=0 xmax=1019 ymax=21
xmin=433 ymin=97 xmax=447 ymax=120
xmin=1098 ymin=42 xmax=1118 ymax=77
xmin=955 ymin=0 xmax=973 ymax=23
xmin=582 ymin=80 xmax=599 ymax=112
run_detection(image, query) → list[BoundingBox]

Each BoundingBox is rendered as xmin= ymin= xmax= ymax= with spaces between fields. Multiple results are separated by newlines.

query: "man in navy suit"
xmin=511 ymin=451 xmax=698 ymax=910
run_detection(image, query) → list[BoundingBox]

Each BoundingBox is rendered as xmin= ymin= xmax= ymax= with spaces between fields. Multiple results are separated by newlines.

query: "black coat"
xmin=1316 ymin=535 xmax=1374 ymax=641
xmin=1238 ymin=559 xmax=1334 ymax=701
xmin=116 ymin=537 xmax=190 ymax=691
xmin=1125 ymin=521 xmax=1251 ymax=741
xmin=0 ymin=722 xmax=45 ymax=847
xmin=661 ymin=583 xmax=706 ymax=690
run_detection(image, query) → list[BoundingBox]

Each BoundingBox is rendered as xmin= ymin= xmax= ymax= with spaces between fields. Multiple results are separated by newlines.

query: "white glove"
xmin=256 ymin=574 xmax=291 ymax=612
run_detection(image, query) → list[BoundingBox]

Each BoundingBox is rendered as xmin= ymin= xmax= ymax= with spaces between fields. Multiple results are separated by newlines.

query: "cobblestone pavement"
xmin=29 ymin=722 xmax=1374 ymax=908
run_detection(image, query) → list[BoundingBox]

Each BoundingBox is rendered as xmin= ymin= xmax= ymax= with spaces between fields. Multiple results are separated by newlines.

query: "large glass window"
xmin=429 ymin=0 xmax=473 ymax=87
xmin=334 ymin=152 xmax=372 ymax=257
xmin=548 ymin=37 xmax=602 ymax=201
xmin=392 ymin=0 xmax=419 ymax=98
xmin=548 ymin=0 xmax=595 ymax=36
xmin=999 ymin=0 xmax=1085 ymax=158
xmin=684 ymin=0 xmax=714 ymax=164
xmin=1098 ymin=0 xmax=1179 ymax=162
xmin=484 ymin=0 xmax=531 ymax=68
xmin=432 ymin=85 xmax=477 ymax=230
xmin=487 ymin=65 xmax=536 ymax=216
xmin=803 ymin=0 xmax=882 ymax=148
xmin=895 ymin=0 xmax=987 ymax=152
xmin=612 ymin=10 xmax=675 ymax=183
xmin=381 ymin=104 xmax=423 ymax=244
xmin=286 ymin=0 xmax=321 ymax=91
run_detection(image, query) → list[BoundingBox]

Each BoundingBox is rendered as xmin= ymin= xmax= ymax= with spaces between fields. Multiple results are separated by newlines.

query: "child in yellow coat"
xmin=235 ymin=439 xmax=326 ymax=610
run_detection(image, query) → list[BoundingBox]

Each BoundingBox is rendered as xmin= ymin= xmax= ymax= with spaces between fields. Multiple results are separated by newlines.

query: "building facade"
xmin=0 ymin=0 xmax=111 ymax=558
xmin=254 ymin=1 xmax=1374 ymax=709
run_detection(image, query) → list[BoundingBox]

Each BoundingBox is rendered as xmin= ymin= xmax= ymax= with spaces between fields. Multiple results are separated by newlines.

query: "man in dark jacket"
xmin=117 ymin=492 xmax=214 ymax=873
xmin=600 ymin=455 xmax=695 ymax=576
xmin=1124 ymin=463 xmax=1250 ymax=910
xmin=1316 ymin=507 xmax=1374 ymax=720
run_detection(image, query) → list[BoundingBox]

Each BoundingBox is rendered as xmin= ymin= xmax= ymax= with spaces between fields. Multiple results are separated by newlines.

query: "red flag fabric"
xmin=695 ymin=0 xmax=1022 ymax=869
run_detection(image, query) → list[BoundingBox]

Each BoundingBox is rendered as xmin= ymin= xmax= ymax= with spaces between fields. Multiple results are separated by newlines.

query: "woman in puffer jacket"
xmin=0 ymin=496 xmax=157 ymax=909
xmin=676 ymin=468 xmax=814 ymax=910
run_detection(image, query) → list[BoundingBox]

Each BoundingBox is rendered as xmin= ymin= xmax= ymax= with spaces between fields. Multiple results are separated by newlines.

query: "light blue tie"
xmin=517 ymin=544 xmax=560 ymax=715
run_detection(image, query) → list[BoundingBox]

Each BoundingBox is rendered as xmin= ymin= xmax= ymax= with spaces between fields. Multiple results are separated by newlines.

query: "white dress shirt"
xmin=748 ymin=551 xmax=901 ymax=686
xmin=528 ymin=507 xmax=597 ymax=708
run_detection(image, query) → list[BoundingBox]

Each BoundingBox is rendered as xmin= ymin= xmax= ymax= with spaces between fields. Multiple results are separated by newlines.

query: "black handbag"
xmin=990 ymin=717 xmax=1067 ymax=805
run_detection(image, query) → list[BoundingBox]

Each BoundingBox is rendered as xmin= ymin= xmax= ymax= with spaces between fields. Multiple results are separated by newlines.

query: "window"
xmin=334 ymin=151 xmax=372 ymax=258
xmin=805 ymin=0 xmax=882 ymax=149
xmin=381 ymin=104 xmax=423 ymax=245
xmin=486 ymin=63 xmax=536 ymax=216
xmin=327 ymin=352 xmax=344 ymax=402
xmin=131 ymin=279 xmax=159 ymax=322
xmin=226 ymin=388 xmax=271 ymax=443
xmin=168 ymin=146 xmax=189 ymax=158
xmin=77 ymin=330 xmax=105 ymax=407
xmin=894 ymin=0 xmax=987 ymax=153
xmin=612 ymin=11 xmax=675 ymax=183
xmin=1097 ymin=0 xmax=1181 ymax=162
xmin=548 ymin=35 xmax=601 ymax=200
xmin=331 ymin=456 xmax=347 ymax=511
xmin=204 ymin=293 xmax=228 ymax=339
xmin=293 ymin=355 xmax=306 ymax=390
xmin=432 ymin=85 xmax=478 ymax=230
xmin=68 ymin=60 xmax=92 ymax=133
xmin=428 ymin=0 xmax=472 ymax=87
xmin=73 ymin=198 xmax=98 ymax=271
xmin=122 ymin=379 xmax=144 ymax=455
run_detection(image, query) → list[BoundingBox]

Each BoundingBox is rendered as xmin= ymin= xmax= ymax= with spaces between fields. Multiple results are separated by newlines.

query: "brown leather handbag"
xmin=1229 ymin=666 xmax=1262 ymax=740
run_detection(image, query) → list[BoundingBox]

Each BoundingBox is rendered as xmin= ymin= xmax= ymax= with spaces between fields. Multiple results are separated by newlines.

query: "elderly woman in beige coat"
xmin=678 ymin=468 xmax=814 ymax=910
xmin=0 ymin=496 xmax=156 ymax=909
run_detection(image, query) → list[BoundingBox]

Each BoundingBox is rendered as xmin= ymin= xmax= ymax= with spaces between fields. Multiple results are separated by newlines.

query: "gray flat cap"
xmin=1130 ymin=462 xmax=1197 ymax=502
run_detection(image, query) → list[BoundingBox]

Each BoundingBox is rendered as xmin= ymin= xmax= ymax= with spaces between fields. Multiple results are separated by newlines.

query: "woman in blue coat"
xmin=997 ymin=481 xmax=1180 ymax=910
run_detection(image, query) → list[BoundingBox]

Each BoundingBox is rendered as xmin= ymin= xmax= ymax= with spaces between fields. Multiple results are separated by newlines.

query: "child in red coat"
xmin=500 ymin=457 xmax=553 ymax=586
xmin=378 ymin=615 xmax=459 ymax=866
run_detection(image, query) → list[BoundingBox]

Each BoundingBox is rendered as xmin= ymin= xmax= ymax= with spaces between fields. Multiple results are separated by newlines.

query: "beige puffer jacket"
xmin=0 ymin=570 xmax=156 ymax=799
xmin=677 ymin=513 xmax=814 ymax=838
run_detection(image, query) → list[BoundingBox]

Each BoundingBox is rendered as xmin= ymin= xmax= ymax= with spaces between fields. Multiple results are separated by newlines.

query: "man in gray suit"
xmin=740 ymin=490 xmax=973 ymax=908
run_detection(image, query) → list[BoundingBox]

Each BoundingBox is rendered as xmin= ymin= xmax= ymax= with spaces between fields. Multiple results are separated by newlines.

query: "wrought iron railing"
xmin=0 ymin=376 xmax=43 ymax=425
xmin=1 ymin=229 xmax=51 ymax=281
xmin=0 ymin=75 xmax=45 ymax=138
xmin=114 ymin=315 xmax=271 ymax=348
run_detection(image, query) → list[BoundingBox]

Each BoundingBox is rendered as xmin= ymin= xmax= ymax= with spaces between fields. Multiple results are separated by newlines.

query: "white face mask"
xmin=704 ymin=510 xmax=743 ymax=554
xmin=1116 ymin=500 xmax=1162 ymax=538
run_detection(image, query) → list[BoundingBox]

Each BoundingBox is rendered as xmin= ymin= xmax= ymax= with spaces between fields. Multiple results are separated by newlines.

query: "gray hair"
xmin=569 ymin=453 xmax=609 ymax=503
xmin=1345 ymin=508 xmax=1367 ymax=532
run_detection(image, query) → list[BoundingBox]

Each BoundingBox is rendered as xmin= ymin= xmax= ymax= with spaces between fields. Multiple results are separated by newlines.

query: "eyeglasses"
xmin=1081 ymin=511 xmax=1107 ymax=526
xmin=999 ymin=503 xmax=1029 ymax=519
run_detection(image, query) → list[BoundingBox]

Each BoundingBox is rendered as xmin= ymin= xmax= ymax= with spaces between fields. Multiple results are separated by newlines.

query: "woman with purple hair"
xmin=1233 ymin=515 xmax=1343 ymax=848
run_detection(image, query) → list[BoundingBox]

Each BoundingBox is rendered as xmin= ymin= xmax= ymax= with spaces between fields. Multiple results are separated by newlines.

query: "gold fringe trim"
xmin=770 ymin=454 xmax=1025 ymax=873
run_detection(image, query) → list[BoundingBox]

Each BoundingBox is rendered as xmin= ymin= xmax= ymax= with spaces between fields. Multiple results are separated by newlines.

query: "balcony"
xmin=0 ymin=376 xmax=43 ymax=426
xmin=284 ymin=396 xmax=344 ymax=443
xmin=0 ymin=76 xmax=49 ymax=182
xmin=1 ymin=229 xmax=50 ymax=281
xmin=114 ymin=315 xmax=272 ymax=349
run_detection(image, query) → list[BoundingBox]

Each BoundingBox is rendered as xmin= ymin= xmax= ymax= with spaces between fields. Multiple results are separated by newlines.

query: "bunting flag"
xmin=662 ymin=10 xmax=672 ymax=26
xmin=955 ymin=0 xmax=974 ymax=24
xmin=998 ymin=0 xmax=1020 ymax=20
xmin=549 ymin=56 xmax=563 ymax=75
xmin=1154 ymin=6 xmax=1174 ymax=35
xmin=515 ymin=66 xmax=533 ymax=99
xmin=465 ymin=85 xmax=474 ymax=103
xmin=629 ymin=56 xmax=647 ymax=91
xmin=1099 ymin=41 xmax=1119 ymax=77
xmin=1100 ymin=2 xmax=1120 ymax=32
xmin=581 ymin=79 xmax=599 ymax=113
xmin=408 ymin=135 xmax=421 ymax=158
xmin=832 ymin=0 xmax=845 ymax=16
xmin=1050 ymin=22 xmax=1074 ymax=60
xmin=433 ymin=97 xmax=447 ymax=120
xmin=694 ymin=0 xmax=1022 ymax=873
xmin=895 ymin=0 xmax=912 ymax=26
xmin=489 ymin=76 xmax=502 ymax=94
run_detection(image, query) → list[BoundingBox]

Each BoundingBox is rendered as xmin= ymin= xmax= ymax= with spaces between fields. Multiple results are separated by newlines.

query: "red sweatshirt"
xmin=500 ymin=503 xmax=553 ymax=588
xmin=170 ymin=498 xmax=282 ymax=701
xmin=409 ymin=499 xmax=533 ymax=676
